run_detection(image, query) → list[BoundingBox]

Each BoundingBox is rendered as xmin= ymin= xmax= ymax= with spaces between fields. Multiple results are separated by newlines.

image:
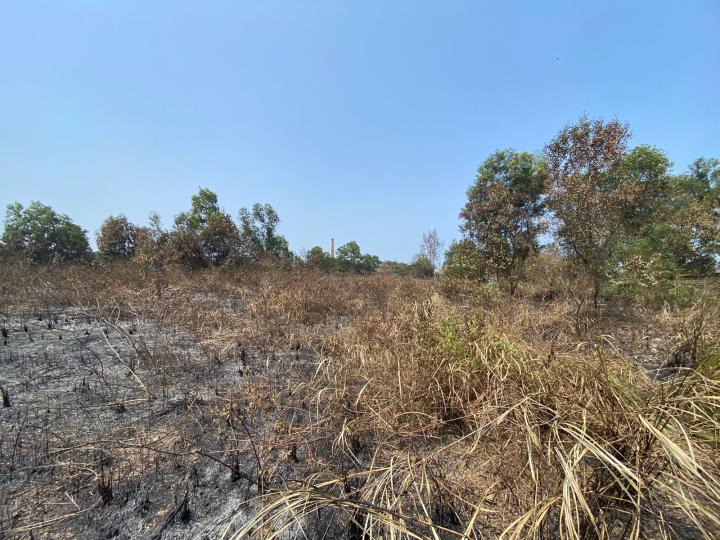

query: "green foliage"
xmin=306 ymin=246 xmax=334 ymax=269
xmin=698 ymin=345 xmax=720 ymax=376
xmin=2 ymin=201 xmax=91 ymax=264
xmin=174 ymin=187 xmax=220 ymax=233
xmin=172 ymin=188 xmax=227 ymax=267
xmin=616 ymin=152 xmax=719 ymax=277
xmin=604 ymin=246 xmax=698 ymax=304
xmin=460 ymin=149 xmax=546 ymax=293
xmin=238 ymin=203 xmax=290 ymax=260
xmin=442 ymin=239 xmax=485 ymax=280
xmin=664 ymin=160 xmax=719 ymax=274
xmin=378 ymin=257 xmax=434 ymax=278
xmin=200 ymin=211 xmax=241 ymax=265
xmin=171 ymin=189 xmax=295 ymax=267
xmin=335 ymin=241 xmax=380 ymax=272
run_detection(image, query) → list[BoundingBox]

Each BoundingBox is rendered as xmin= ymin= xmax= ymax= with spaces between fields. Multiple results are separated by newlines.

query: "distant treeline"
xmin=2 ymin=116 xmax=718 ymax=292
xmin=0 ymin=188 xmax=384 ymax=273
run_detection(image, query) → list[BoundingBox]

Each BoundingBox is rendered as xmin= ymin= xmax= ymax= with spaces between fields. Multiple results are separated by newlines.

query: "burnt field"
xmin=1 ymin=262 xmax=719 ymax=539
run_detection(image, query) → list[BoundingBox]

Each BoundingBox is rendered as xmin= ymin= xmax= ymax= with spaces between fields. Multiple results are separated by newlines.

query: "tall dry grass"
xmin=220 ymin=279 xmax=720 ymax=539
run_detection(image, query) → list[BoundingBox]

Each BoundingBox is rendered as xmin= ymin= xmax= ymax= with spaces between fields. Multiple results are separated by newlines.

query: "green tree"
xmin=238 ymin=203 xmax=290 ymax=259
xmin=668 ymin=158 xmax=719 ymax=274
xmin=335 ymin=241 xmax=362 ymax=268
xmin=442 ymin=239 xmax=485 ymax=280
xmin=619 ymin=151 xmax=719 ymax=277
xmin=97 ymin=214 xmax=136 ymax=261
xmin=172 ymin=188 xmax=245 ymax=267
xmin=335 ymin=241 xmax=379 ymax=272
xmin=2 ymin=202 xmax=91 ymax=264
xmin=174 ymin=187 xmax=220 ymax=233
xmin=306 ymin=245 xmax=334 ymax=269
xmin=380 ymin=260 xmax=413 ymax=276
xmin=460 ymin=149 xmax=546 ymax=293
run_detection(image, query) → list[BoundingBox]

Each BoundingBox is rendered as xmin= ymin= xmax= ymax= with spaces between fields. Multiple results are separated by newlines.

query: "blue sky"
xmin=1 ymin=1 xmax=718 ymax=262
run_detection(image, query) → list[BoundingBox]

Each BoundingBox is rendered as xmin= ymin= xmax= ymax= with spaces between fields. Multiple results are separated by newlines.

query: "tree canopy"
xmin=335 ymin=241 xmax=380 ymax=272
xmin=239 ymin=203 xmax=290 ymax=260
xmin=2 ymin=202 xmax=91 ymax=264
xmin=97 ymin=214 xmax=136 ymax=261
xmin=460 ymin=149 xmax=546 ymax=293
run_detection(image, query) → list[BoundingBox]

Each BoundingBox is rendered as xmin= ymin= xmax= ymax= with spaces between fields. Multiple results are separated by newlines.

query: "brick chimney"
xmin=331 ymin=238 xmax=335 ymax=258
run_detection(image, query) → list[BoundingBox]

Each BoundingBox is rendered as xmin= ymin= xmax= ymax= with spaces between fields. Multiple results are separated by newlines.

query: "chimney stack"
xmin=331 ymin=238 xmax=335 ymax=258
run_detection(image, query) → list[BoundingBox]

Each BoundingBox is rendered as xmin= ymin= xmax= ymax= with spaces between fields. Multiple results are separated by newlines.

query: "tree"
xmin=335 ymin=241 xmax=380 ymax=272
xmin=171 ymin=188 xmax=223 ymax=268
xmin=174 ymin=187 xmax=220 ymax=233
xmin=460 ymin=149 xmax=546 ymax=294
xmin=200 ymin=211 xmax=241 ymax=265
xmin=380 ymin=260 xmax=413 ymax=276
xmin=545 ymin=117 xmax=642 ymax=306
xmin=419 ymin=229 xmax=444 ymax=268
xmin=167 ymin=227 xmax=206 ymax=268
xmin=238 ymin=203 xmax=290 ymax=259
xmin=2 ymin=202 xmax=91 ymax=264
xmin=133 ymin=212 xmax=167 ymax=269
xmin=668 ymin=158 xmax=719 ymax=274
xmin=171 ymin=188 xmax=246 ymax=267
xmin=97 ymin=214 xmax=136 ymax=261
xmin=442 ymin=239 xmax=485 ymax=280
xmin=306 ymin=246 xmax=334 ymax=269
xmin=411 ymin=255 xmax=435 ymax=278
xmin=614 ymin=150 xmax=719 ymax=278
xmin=335 ymin=241 xmax=363 ymax=271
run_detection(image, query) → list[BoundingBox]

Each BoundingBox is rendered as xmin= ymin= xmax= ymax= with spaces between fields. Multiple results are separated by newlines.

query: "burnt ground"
xmin=0 ymin=305 xmax=326 ymax=539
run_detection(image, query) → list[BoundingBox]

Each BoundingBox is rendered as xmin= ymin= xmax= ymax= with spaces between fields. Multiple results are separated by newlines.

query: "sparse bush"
xmin=410 ymin=254 xmax=434 ymax=278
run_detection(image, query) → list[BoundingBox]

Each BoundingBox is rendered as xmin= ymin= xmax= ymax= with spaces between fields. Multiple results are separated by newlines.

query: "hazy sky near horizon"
xmin=1 ymin=1 xmax=718 ymax=262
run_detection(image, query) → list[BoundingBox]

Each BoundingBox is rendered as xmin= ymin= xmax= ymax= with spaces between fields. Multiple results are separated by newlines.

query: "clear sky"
xmin=1 ymin=1 xmax=718 ymax=262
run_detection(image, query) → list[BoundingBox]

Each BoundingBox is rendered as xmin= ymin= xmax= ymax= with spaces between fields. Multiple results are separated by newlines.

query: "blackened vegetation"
xmin=1 ymin=386 xmax=10 ymax=408
xmin=0 ymin=267 xmax=329 ymax=539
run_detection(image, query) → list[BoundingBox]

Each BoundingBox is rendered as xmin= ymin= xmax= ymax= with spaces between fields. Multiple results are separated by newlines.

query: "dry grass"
xmin=1 ymin=261 xmax=718 ymax=538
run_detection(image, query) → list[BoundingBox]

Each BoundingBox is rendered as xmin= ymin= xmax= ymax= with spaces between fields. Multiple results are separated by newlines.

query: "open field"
xmin=1 ymin=262 xmax=719 ymax=539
